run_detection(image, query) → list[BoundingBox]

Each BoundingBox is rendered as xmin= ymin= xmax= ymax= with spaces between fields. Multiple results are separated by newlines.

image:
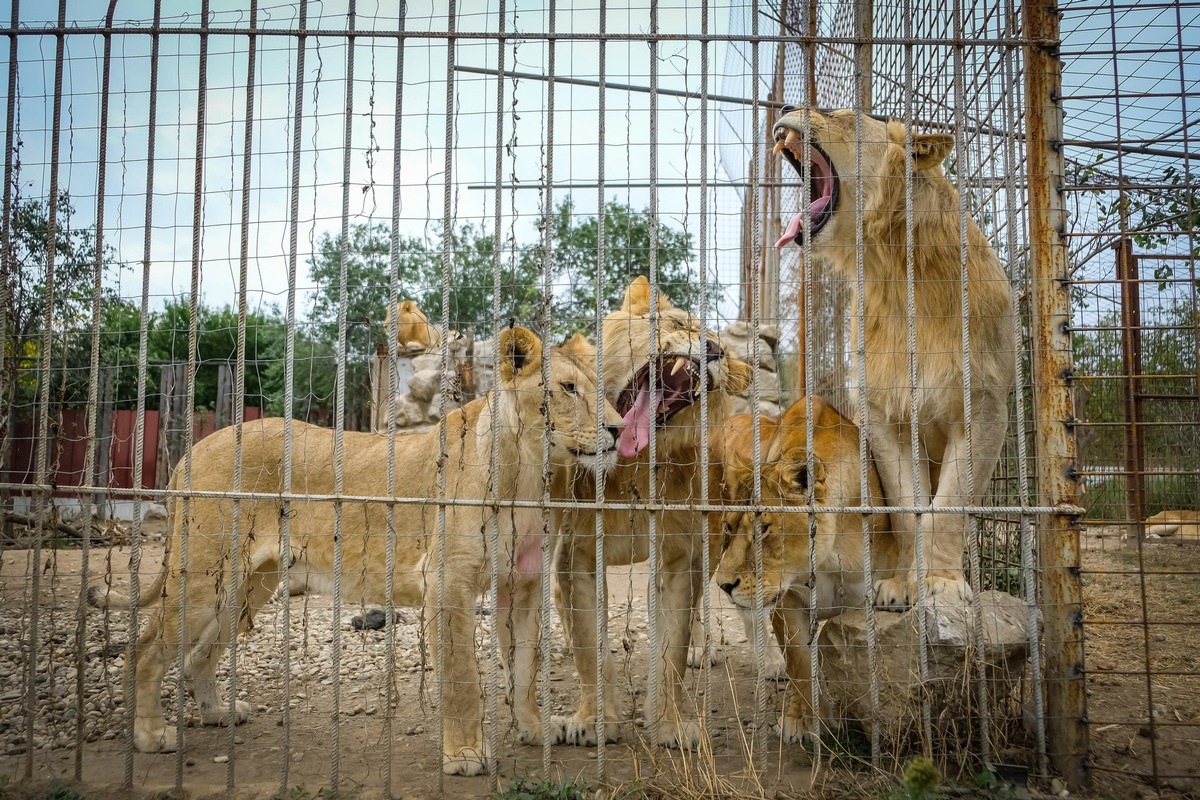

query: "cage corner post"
xmin=1023 ymin=0 xmax=1090 ymax=790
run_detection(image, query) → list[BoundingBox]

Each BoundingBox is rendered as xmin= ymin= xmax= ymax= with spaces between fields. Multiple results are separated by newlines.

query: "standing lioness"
xmin=89 ymin=327 xmax=622 ymax=776
xmin=772 ymin=107 xmax=1015 ymax=606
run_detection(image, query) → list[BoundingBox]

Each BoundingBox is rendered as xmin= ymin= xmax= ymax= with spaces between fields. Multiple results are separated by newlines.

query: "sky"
xmin=4 ymin=0 xmax=761 ymax=328
xmin=3 ymin=0 xmax=1196 ymax=336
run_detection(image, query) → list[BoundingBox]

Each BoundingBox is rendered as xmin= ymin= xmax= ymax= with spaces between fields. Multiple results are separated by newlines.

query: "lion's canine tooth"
xmin=670 ymin=357 xmax=686 ymax=376
xmin=773 ymin=139 xmax=786 ymax=156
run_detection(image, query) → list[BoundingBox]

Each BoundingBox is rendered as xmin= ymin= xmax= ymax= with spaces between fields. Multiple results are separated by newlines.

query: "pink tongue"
xmin=775 ymin=212 xmax=804 ymax=250
xmin=618 ymin=387 xmax=656 ymax=458
xmin=774 ymin=195 xmax=832 ymax=250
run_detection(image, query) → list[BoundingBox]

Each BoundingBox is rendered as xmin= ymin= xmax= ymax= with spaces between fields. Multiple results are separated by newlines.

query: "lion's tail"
xmin=86 ymin=564 xmax=167 ymax=610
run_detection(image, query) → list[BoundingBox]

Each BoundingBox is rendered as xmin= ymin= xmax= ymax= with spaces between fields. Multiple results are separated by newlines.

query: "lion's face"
xmin=499 ymin=327 xmax=622 ymax=475
xmin=547 ymin=333 xmax=623 ymax=474
xmin=771 ymin=108 xmax=954 ymax=251
xmin=713 ymin=397 xmax=860 ymax=610
xmin=713 ymin=457 xmax=826 ymax=609
xmin=602 ymin=276 xmax=752 ymax=458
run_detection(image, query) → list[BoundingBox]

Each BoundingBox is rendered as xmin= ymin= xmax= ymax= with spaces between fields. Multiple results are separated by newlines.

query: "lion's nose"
xmin=718 ymin=578 xmax=739 ymax=596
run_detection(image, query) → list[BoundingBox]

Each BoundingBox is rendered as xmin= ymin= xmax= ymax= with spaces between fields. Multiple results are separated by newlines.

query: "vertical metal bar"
xmin=26 ymin=0 xmax=66 ymax=780
xmin=1000 ymin=0 xmax=1048 ymax=771
xmin=177 ymin=1 xmax=212 ymax=788
xmin=332 ymin=1 xmax=358 ymax=788
xmin=435 ymin=2 xmax=456 ymax=792
xmin=0 ymin=0 xmax=18 ymax=550
xmin=226 ymin=1 xmax=258 ymax=788
xmin=1024 ymin=0 xmax=1089 ymax=789
xmin=900 ymin=0 xmax=935 ymax=756
xmin=383 ymin=0 xmax=406 ymax=789
xmin=539 ymin=0 xmax=556 ymax=773
xmin=1115 ymin=241 xmax=1146 ymax=540
xmin=593 ymin=0 xmax=608 ymax=776
xmin=485 ymin=3 xmax=504 ymax=791
xmin=74 ymin=0 xmax=120 ymax=778
xmin=696 ymin=0 xmax=712 ymax=751
xmin=646 ymin=0 xmax=662 ymax=748
xmin=951 ymin=0 xmax=992 ymax=765
xmin=280 ymin=1 xmax=308 ymax=793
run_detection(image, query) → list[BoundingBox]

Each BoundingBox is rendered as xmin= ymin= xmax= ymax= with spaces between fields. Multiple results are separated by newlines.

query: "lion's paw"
xmin=687 ymin=643 xmax=717 ymax=669
xmin=442 ymin=744 xmax=490 ymax=776
xmin=779 ymin=714 xmax=818 ymax=745
xmin=134 ymin=724 xmax=178 ymax=753
xmin=198 ymin=699 xmax=252 ymax=727
xmin=515 ymin=723 xmax=543 ymax=746
xmin=549 ymin=714 xmax=621 ymax=747
xmin=874 ymin=574 xmax=973 ymax=610
xmin=655 ymin=718 xmax=702 ymax=751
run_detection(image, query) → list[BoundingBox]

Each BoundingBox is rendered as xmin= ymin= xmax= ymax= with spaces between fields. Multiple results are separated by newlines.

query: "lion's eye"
xmin=561 ymin=381 xmax=579 ymax=396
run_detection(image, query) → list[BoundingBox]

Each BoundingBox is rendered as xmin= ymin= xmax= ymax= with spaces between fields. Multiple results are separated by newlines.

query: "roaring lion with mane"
xmin=772 ymin=107 xmax=1015 ymax=607
xmin=713 ymin=395 xmax=898 ymax=740
xmin=553 ymin=276 xmax=752 ymax=750
xmin=89 ymin=327 xmax=622 ymax=777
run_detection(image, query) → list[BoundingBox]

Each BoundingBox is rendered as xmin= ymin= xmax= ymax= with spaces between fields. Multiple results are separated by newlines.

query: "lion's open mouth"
xmin=772 ymin=123 xmax=839 ymax=249
xmin=615 ymin=354 xmax=705 ymax=458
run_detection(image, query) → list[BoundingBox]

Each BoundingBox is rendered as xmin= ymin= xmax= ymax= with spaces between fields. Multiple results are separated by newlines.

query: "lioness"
xmin=384 ymin=298 xmax=440 ymax=352
xmin=88 ymin=327 xmax=622 ymax=776
xmin=1145 ymin=509 xmax=1200 ymax=538
xmin=772 ymin=107 xmax=1015 ymax=606
xmin=713 ymin=396 xmax=898 ymax=741
xmin=553 ymin=276 xmax=752 ymax=750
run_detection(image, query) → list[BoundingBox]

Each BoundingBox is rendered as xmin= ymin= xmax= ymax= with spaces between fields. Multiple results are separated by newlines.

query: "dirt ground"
xmin=0 ymin=521 xmax=1196 ymax=799
xmin=0 ymin=518 xmax=821 ymax=800
xmin=1079 ymin=527 xmax=1200 ymax=800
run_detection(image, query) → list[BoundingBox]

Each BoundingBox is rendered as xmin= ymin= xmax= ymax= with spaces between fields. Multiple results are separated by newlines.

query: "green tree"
xmin=2 ymin=192 xmax=128 ymax=412
xmin=526 ymin=197 xmax=704 ymax=335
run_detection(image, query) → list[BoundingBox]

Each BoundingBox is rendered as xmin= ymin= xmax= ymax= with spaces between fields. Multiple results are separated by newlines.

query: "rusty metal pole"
xmin=1115 ymin=240 xmax=1146 ymax=540
xmin=1024 ymin=0 xmax=1089 ymax=789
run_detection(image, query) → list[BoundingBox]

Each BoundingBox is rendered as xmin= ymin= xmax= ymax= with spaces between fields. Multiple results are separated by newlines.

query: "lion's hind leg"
xmin=128 ymin=606 xmax=179 ymax=753
xmin=187 ymin=553 xmax=280 ymax=728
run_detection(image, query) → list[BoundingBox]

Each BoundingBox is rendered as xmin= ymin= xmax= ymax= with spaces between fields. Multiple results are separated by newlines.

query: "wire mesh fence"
xmin=0 ymin=0 xmax=1194 ymax=797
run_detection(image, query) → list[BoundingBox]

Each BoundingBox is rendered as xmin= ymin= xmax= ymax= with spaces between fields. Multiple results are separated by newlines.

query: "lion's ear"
xmin=561 ymin=331 xmax=595 ymax=357
xmin=498 ymin=325 xmax=544 ymax=384
xmin=621 ymin=275 xmax=672 ymax=315
xmin=911 ymin=133 xmax=954 ymax=170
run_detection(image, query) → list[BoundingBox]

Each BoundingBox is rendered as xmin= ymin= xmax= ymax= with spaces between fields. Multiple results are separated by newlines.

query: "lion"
xmin=1145 ymin=509 xmax=1200 ymax=538
xmin=694 ymin=412 xmax=787 ymax=677
xmin=712 ymin=395 xmax=898 ymax=742
xmin=553 ymin=276 xmax=752 ymax=750
xmin=385 ymin=299 xmax=441 ymax=352
xmin=87 ymin=327 xmax=622 ymax=777
xmin=772 ymin=107 xmax=1015 ymax=607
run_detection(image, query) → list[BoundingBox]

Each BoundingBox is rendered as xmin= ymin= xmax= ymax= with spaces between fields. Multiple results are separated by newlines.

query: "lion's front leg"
xmin=649 ymin=558 xmax=703 ymax=751
xmin=550 ymin=545 xmax=622 ymax=746
xmin=868 ymin=418 xmax=936 ymax=609
xmin=772 ymin=589 xmax=822 ymax=744
xmin=427 ymin=584 xmax=488 ymax=776
xmin=497 ymin=574 xmax=543 ymax=745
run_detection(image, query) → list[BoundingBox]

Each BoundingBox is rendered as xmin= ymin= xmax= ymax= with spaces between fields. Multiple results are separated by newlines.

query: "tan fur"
xmin=1146 ymin=509 xmax=1200 ymax=538
xmin=773 ymin=108 xmax=1016 ymax=606
xmin=88 ymin=328 xmax=622 ymax=777
xmin=385 ymin=299 xmax=441 ymax=351
xmin=712 ymin=396 xmax=899 ymax=741
xmin=552 ymin=276 xmax=752 ymax=750
xmin=694 ymin=413 xmax=787 ymax=676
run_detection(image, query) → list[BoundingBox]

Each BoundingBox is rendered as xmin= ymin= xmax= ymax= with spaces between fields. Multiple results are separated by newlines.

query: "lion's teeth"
xmin=772 ymin=140 xmax=786 ymax=155
xmin=670 ymin=357 xmax=686 ymax=376
xmin=785 ymin=129 xmax=799 ymax=146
